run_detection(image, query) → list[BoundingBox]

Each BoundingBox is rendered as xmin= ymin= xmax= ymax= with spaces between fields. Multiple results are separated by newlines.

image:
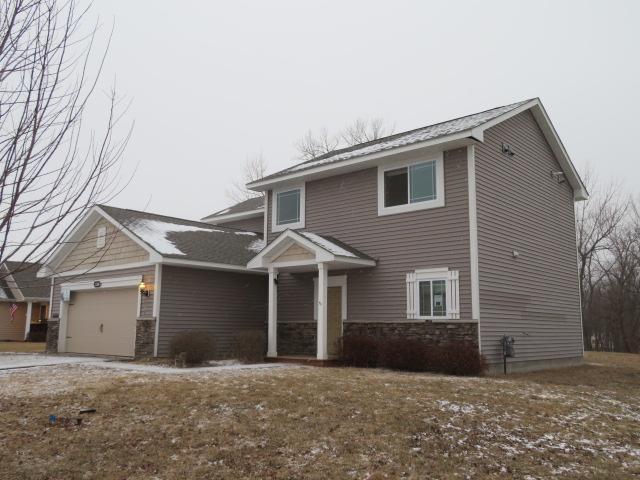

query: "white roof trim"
xmin=160 ymin=257 xmax=267 ymax=274
xmin=0 ymin=263 xmax=25 ymax=301
xmin=247 ymin=229 xmax=376 ymax=269
xmin=38 ymin=206 xmax=159 ymax=277
xmin=248 ymin=98 xmax=587 ymax=201
xmin=247 ymin=131 xmax=478 ymax=190
xmin=201 ymin=208 xmax=264 ymax=224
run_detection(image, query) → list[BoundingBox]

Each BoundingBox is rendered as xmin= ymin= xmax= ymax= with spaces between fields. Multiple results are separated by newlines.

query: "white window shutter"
xmin=446 ymin=270 xmax=460 ymax=319
xmin=406 ymin=272 xmax=416 ymax=319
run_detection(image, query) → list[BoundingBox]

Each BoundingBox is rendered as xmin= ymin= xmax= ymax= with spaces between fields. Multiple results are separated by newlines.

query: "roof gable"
xmin=248 ymin=98 xmax=587 ymax=201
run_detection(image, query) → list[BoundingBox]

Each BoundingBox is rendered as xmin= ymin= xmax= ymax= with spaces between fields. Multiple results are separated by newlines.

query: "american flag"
xmin=9 ymin=303 xmax=18 ymax=321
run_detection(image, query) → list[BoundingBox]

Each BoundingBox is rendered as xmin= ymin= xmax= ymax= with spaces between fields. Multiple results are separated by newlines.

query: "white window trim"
xmin=96 ymin=226 xmax=107 ymax=248
xmin=313 ymin=274 xmax=347 ymax=321
xmin=377 ymin=152 xmax=445 ymax=216
xmin=406 ymin=267 xmax=460 ymax=322
xmin=271 ymin=184 xmax=305 ymax=232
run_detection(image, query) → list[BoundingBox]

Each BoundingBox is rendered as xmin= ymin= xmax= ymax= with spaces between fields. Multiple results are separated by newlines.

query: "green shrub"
xmin=232 ymin=330 xmax=266 ymax=363
xmin=169 ymin=331 xmax=216 ymax=366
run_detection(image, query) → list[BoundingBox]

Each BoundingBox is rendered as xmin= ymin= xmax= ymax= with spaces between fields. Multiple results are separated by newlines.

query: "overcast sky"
xmin=88 ymin=0 xmax=639 ymax=220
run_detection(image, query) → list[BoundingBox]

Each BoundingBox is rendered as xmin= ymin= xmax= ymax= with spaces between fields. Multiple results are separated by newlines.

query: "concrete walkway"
xmin=0 ymin=353 xmax=293 ymax=374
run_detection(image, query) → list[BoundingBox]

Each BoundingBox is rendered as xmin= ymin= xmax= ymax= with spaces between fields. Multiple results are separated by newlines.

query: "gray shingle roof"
xmin=99 ymin=205 xmax=264 ymax=267
xmin=256 ymin=99 xmax=533 ymax=183
xmin=2 ymin=261 xmax=51 ymax=299
xmin=297 ymin=231 xmax=373 ymax=261
xmin=202 ymin=196 xmax=264 ymax=220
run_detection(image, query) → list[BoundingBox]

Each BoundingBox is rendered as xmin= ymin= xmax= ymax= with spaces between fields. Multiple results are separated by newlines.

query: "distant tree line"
xmin=577 ymin=170 xmax=639 ymax=353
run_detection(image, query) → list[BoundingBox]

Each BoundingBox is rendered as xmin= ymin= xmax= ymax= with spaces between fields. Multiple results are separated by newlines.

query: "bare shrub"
xmin=232 ymin=330 xmax=266 ymax=363
xmin=169 ymin=331 xmax=216 ymax=366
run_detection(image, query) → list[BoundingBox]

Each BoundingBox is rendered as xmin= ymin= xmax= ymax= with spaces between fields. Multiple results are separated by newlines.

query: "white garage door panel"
xmin=66 ymin=288 xmax=137 ymax=356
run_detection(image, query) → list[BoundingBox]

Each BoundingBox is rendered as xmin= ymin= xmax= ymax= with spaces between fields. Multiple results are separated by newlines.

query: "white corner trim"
xmin=263 ymin=195 xmax=268 ymax=241
xmin=271 ymin=184 xmax=305 ymax=233
xmin=377 ymin=152 xmax=445 ymax=217
xmin=467 ymin=146 xmax=481 ymax=325
xmin=313 ymin=274 xmax=347 ymax=321
xmin=153 ymin=263 xmax=162 ymax=357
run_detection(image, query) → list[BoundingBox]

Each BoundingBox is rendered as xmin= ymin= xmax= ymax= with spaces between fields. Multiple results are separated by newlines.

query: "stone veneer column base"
xmin=135 ymin=317 xmax=156 ymax=358
xmin=45 ymin=319 xmax=59 ymax=353
xmin=276 ymin=321 xmax=479 ymax=357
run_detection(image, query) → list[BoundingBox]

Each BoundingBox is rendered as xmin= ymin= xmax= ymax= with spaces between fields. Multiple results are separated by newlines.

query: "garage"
xmin=66 ymin=287 xmax=138 ymax=357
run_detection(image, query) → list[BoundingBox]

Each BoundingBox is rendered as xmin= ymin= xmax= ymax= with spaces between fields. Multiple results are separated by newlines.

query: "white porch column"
xmin=24 ymin=301 xmax=32 ymax=341
xmin=317 ymin=262 xmax=328 ymax=360
xmin=267 ymin=266 xmax=278 ymax=357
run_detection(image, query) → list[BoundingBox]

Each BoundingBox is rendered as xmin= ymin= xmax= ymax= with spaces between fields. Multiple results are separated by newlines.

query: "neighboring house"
xmin=38 ymin=206 xmax=266 ymax=357
xmin=246 ymin=98 xmax=587 ymax=372
xmin=0 ymin=262 xmax=50 ymax=341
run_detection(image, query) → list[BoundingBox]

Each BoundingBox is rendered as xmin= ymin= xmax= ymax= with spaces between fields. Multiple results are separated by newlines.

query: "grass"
xmin=0 ymin=352 xmax=638 ymax=479
xmin=0 ymin=341 xmax=45 ymax=353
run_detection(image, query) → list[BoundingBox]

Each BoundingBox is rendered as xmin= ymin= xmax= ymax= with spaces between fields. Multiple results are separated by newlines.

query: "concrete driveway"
xmin=0 ymin=353 xmax=107 ymax=370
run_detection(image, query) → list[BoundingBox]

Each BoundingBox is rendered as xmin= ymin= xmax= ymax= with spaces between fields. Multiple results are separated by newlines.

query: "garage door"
xmin=66 ymin=288 xmax=138 ymax=356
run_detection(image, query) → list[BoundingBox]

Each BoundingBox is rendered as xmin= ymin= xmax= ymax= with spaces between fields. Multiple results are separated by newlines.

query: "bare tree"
xmin=225 ymin=153 xmax=267 ymax=203
xmin=295 ymin=117 xmax=394 ymax=162
xmin=0 ymin=0 xmax=131 ymax=277
xmin=575 ymin=167 xmax=629 ymax=349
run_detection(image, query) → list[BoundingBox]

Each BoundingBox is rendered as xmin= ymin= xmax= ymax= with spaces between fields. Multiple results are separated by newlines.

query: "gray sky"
xmin=90 ymin=0 xmax=639 ymax=220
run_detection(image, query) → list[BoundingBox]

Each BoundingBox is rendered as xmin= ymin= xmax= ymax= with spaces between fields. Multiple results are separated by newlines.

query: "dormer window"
xmin=378 ymin=152 xmax=445 ymax=216
xmin=272 ymin=185 xmax=305 ymax=232
xmin=96 ymin=226 xmax=106 ymax=248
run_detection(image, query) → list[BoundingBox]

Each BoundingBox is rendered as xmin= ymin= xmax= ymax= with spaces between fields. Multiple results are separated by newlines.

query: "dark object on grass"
xmin=48 ymin=415 xmax=82 ymax=426
xmin=79 ymin=408 xmax=96 ymax=414
xmin=169 ymin=331 xmax=216 ymax=366
xmin=232 ymin=330 xmax=266 ymax=363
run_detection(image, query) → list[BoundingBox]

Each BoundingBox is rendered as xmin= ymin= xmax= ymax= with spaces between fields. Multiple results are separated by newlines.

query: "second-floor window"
xmin=377 ymin=152 xmax=445 ymax=215
xmin=272 ymin=185 xmax=305 ymax=232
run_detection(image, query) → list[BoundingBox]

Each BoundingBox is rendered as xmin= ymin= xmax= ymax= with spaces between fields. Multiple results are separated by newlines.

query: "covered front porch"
xmin=248 ymin=230 xmax=376 ymax=360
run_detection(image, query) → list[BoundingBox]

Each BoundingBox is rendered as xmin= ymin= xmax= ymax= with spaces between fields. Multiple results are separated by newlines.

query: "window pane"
xmin=432 ymin=280 xmax=446 ymax=316
xmin=409 ymin=161 xmax=436 ymax=203
xmin=419 ymin=281 xmax=431 ymax=316
xmin=384 ymin=167 xmax=408 ymax=207
xmin=277 ymin=189 xmax=300 ymax=225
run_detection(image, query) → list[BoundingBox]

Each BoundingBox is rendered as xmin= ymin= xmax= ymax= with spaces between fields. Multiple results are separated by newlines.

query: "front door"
xmin=327 ymin=286 xmax=342 ymax=357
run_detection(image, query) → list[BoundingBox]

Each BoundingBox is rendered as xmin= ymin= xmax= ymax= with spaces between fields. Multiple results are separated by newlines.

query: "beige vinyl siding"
xmin=274 ymin=244 xmax=314 ymax=262
xmin=157 ymin=266 xmax=267 ymax=356
xmin=57 ymin=218 xmax=149 ymax=273
xmin=475 ymin=110 xmax=582 ymax=365
xmin=51 ymin=266 xmax=155 ymax=318
xmin=0 ymin=302 xmax=27 ymax=341
xmin=267 ymin=147 xmax=472 ymax=324
xmin=216 ymin=215 xmax=264 ymax=233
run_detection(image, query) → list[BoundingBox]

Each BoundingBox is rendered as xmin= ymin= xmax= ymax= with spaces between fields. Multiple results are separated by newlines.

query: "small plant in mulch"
xmin=169 ymin=331 xmax=216 ymax=367
xmin=231 ymin=330 xmax=266 ymax=363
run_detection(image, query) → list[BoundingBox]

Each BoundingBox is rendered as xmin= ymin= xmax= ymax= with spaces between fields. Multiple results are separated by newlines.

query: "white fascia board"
xmin=160 ymin=257 xmax=267 ymax=275
xmin=472 ymin=98 xmax=588 ymax=201
xmin=48 ymin=261 xmax=155 ymax=278
xmin=247 ymin=132 xmax=479 ymax=191
xmin=247 ymin=230 xmax=335 ymax=269
xmin=1 ymin=267 xmax=24 ymax=301
xmin=201 ymin=208 xmax=264 ymax=224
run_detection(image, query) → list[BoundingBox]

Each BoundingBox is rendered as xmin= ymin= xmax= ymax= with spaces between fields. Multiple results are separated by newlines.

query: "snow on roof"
xmin=247 ymin=238 xmax=266 ymax=253
xmin=128 ymin=219 xmax=215 ymax=256
xmin=255 ymin=99 xmax=532 ymax=183
xmin=299 ymin=232 xmax=357 ymax=258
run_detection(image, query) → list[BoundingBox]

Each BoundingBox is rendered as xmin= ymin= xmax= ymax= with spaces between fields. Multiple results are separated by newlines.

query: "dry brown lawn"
xmin=0 ymin=341 xmax=45 ymax=353
xmin=0 ymin=352 xmax=638 ymax=479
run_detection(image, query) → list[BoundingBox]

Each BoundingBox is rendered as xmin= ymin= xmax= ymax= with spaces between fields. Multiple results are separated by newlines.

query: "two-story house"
xmin=246 ymin=98 xmax=587 ymax=372
xmin=38 ymin=98 xmax=586 ymax=373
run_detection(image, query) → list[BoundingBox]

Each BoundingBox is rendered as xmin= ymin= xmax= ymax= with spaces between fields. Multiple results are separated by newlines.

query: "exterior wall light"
xmin=139 ymin=281 xmax=150 ymax=297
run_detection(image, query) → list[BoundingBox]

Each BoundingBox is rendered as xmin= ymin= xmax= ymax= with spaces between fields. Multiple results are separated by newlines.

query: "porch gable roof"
xmin=247 ymin=230 xmax=376 ymax=269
